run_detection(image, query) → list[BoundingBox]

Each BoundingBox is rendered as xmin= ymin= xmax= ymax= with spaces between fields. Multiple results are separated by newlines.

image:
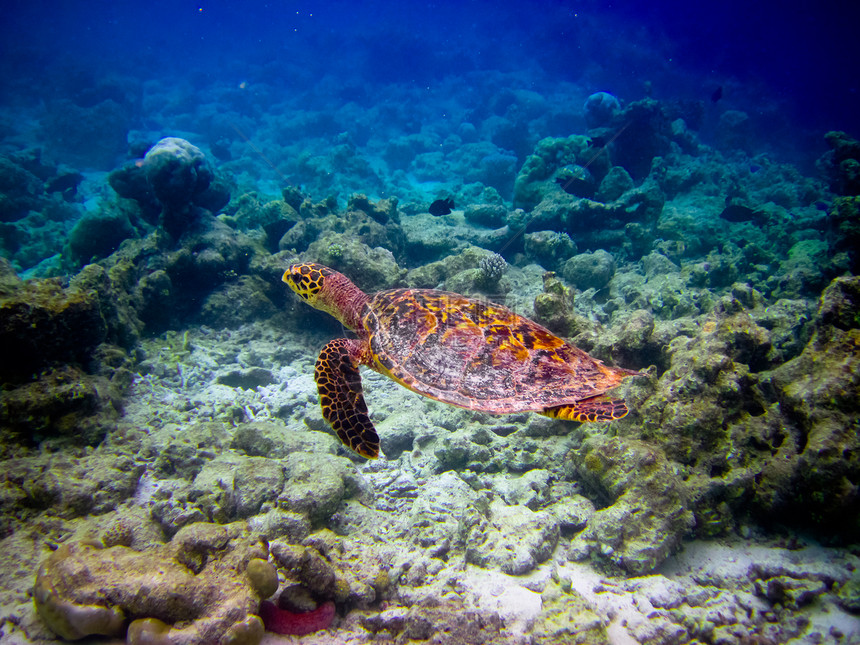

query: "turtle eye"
xmin=283 ymin=264 xmax=323 ymax=301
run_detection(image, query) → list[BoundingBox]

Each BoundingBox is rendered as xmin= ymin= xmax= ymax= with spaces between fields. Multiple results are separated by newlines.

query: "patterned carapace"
xmin=283 ymin=262 xmax=639 ymax=459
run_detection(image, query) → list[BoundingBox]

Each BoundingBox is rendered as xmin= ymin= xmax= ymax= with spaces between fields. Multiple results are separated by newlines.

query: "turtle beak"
xmin=282 ymin=267 xmax=307 ymax=300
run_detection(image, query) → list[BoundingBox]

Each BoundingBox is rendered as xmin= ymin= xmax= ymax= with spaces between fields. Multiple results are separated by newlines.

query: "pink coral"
xmin=259 ymin=600 xmax=335 ymax=635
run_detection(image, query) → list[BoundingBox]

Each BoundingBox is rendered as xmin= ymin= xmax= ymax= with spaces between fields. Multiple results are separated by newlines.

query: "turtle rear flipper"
xmin=315 ymin=338 xmax=380 ymax=459
xmin=542 ymin=394 xmax=628 ymax=423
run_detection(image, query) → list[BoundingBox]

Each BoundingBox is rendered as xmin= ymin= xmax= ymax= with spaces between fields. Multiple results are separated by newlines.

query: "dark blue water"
xmin=3 ymin=0 xmax=857 ymax=144
xmin=1 ymin=0 xmax=858 ymax=272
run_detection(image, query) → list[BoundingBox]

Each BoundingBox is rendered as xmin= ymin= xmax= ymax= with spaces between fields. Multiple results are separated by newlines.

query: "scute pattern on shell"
xmin=363 ymin=289 xmax=635 ymax=413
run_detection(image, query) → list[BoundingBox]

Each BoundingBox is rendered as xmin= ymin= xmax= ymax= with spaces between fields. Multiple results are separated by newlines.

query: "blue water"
xmin=2 ymin=0 xmax=857 ymax=173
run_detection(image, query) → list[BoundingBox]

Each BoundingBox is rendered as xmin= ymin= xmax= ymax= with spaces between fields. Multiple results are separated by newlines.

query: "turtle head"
xmin=282 ymin=263 xmax=367 ymax=330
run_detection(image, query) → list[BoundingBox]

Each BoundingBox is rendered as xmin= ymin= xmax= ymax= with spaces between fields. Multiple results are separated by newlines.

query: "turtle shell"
xmin=361 ymin=289 xmax=634 ymax=413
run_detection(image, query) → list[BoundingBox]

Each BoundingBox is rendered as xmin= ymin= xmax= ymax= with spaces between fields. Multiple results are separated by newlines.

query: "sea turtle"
xmin=283 ymin=262 xmax=640 ymax=459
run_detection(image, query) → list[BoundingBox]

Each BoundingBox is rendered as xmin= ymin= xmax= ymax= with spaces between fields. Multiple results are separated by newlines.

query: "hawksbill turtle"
xmin=283 ymin=262 xmax=639 ymax=458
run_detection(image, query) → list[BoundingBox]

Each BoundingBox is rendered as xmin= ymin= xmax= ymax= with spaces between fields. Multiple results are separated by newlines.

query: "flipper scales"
xmin=542 ymin=394 xmax=629 ymax=423
xmin=314 ymin=338 xmax=380 ymax=459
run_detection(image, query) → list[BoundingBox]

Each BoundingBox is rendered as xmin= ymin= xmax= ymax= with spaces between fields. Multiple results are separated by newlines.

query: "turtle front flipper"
xmin=315 ymin=338 xmax=380 ymax=459
xmin=542 ymin=394 xmax=629 ymax=423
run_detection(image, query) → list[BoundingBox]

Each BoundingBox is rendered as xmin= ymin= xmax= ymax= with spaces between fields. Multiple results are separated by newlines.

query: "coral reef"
xmin=141 ymin=137 xmax=217 ymax=237
xmin=820 ymin=130 xmax=860 ymax=195
xmin=107 ymin=137 xmax=231 ymax=241
xmin=34 ymin=522 xmax=269 ymax=644
xmin=477 ymin=251 xmax=507 ymax=287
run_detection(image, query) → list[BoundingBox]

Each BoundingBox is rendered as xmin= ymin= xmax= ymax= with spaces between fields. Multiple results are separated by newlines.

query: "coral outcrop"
xmin=34 ymin=522 xmax=271 ymax=644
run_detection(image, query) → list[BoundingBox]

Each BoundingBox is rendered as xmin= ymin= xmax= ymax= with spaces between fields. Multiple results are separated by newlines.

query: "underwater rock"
xmin=607 ymin=280 xmax=858 ymax=543
xmin=562 ymin=250 xmax=616 ymax=291
xmin=348 ymin=192 xmax=399 ymax=224
xmin=611 ymin=309 xmax=661 ymax=368
xmin=489 ymin=469 xmax=553 ymax=509
xmin=464 ymin=203 xmax=507 ymax=228
xmin=829 ymin=196 xmax=860 ymax=274
xmin=0 ymin=365 xmax=122 ymax=448
xmin=269 ymin=531 xmax=386 ymax=609
xmin=400 ymin=211 xmax=508 ymax=265
xmin=0 ymin=262 xmax=137 ymax=385
xmin=33 ymin=522 xmax=269 ymax=644
xmin=374 ymin=410 xmax=421 ymax=459
xmin=513 ymin=134 xmax=610 ymax=211
xmin=756 ymin=276 xmax=860 ymax=540
xmin=554 ymin=164 xmax=597 ymax=199
xmin=640 ymin=250 xmax=679 ymax=278
xmin=466 ymin=500 xmax=560 ymax=575
xmin=192 ymin=172 xmax=232 ymax=215
xmin=0 ymin=276 xmax=105 ymax=381
xmin=545 ymin=495 xmax=596 ymax=535
xmin=405 ymin=245 xmax=505 ymax=294
xmin=227 ymin=193 xmax=299 ymax=250
xmin=408 ymin=472 xmax=485 ymax=556
xmin=67 ymin=208 xmax=136 ymax=264
xmin=200 ymin=276 xmax=278 ymax=327
xmin=0 ymin=450 xmax=143 ymax=534
xmin=153 ymin=422 xmax=232 ymax=481
xmin=146 ymin=219 xmax=256 ymax=326
xmin=820 ymin=131 xmax=860 ymax=195
xmin=532 ymin=271 xmax=595 ymax=339
xmin=142 ymin=137 xmax=215 ymax=237
xmin=110 ymin=137 xmax=230 ymax=240
xmin=108 ymin=160 xmax=162 ymax=224
xmin=136 ymin=268 xmax=174 ymax=330
xmin=529 ymin=580 xmax=609 ymax=644
xmin=230 ymin=420 xmax=339 ymax=459
xmin=612 ymin=176 xmax=665 ymax=231
xmin=568 ymin=436 xmax=694 ymax=574
xmin=716 ymin=109 xmax=753 ymax=152
xmin=434 ymin=433 xmax=495 ymax=473
xmin=0 ymin=155 xmax=45 ymax=222
xmin=232 ymin=458 xmax=286 ymax=518
xmin=362 ymin=598 xmax=505 ymax=643
xmin=596 ymin=166 xmax=635 ymax=202
xmin=609 ymin=99 xmax=672 ymax=181
xmin=305 ymin=231 xmax=403 ymax=292
xmin=523 ymin=231 xmax=577 ymax=271
xmin=583 ymin=91 xmax=621 ymax=128
xmin=638 ymin=301 xmax=773 ymax=468
xmin=148 ymin=421 xmax=358 ymax=533
xmin=278 ymin=451 xmax=361 ymax=526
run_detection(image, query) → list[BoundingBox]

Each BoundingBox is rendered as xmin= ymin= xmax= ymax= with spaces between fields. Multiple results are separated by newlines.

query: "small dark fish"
xmin=720 ymin=203 xmax=767 ymax=224
xmin=711 ymin=86 xmax=723 ymax=103
xmin=749 ymin=164 xmax=762 ymax=174
xmin=429 ymin=197 xmax=455 ymax=216
xmin=587 ymin=136 xmax=607 ymax=148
